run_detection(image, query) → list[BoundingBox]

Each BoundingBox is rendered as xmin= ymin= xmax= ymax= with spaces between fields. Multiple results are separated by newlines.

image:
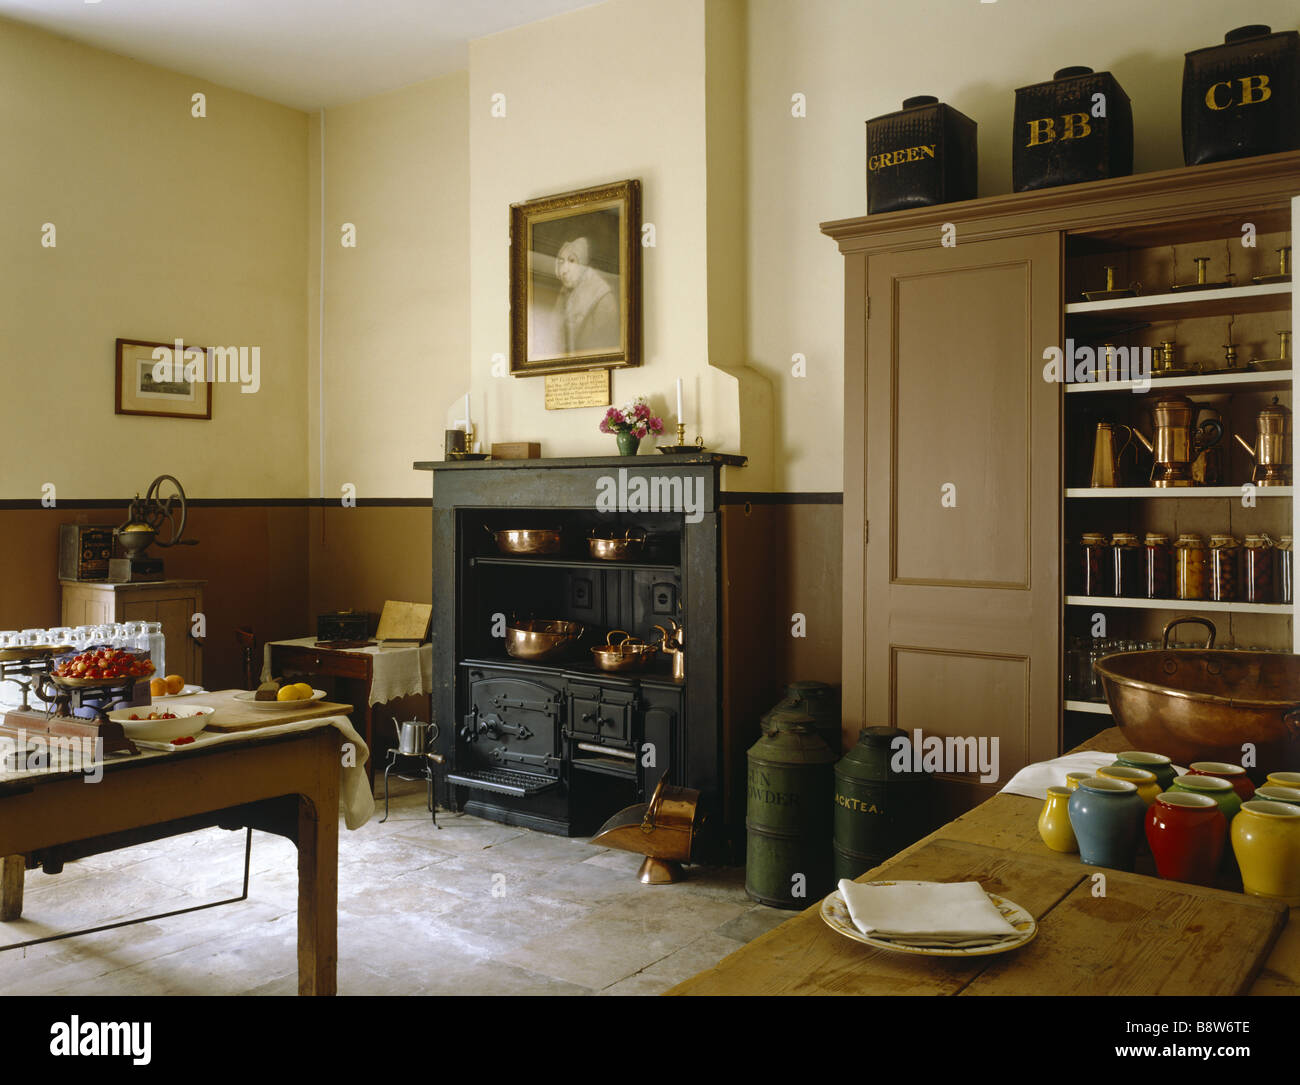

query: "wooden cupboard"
xmin=60 ymin=578 xmax=205 ymax=684
xmin=823 ymin=150 xmax=1300 ymax=825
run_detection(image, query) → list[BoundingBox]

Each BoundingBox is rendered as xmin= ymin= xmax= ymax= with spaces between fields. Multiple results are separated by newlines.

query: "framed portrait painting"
xmin=114 ymin=338 xmax=213 ymax=420
xmin=509 ymin=179 xmax=641 ymax=376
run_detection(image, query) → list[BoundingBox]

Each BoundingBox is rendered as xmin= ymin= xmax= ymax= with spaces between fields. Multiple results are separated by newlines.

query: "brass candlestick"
xmin=465 ymin=422 xmax=476 ymax=453
xmin=1254 ymin=246 xmax=1292 ymax=284
xmin=675 ymin=422 xmax=686 ymax=446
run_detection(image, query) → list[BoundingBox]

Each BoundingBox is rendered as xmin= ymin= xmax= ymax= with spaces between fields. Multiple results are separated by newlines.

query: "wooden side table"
xmin=60 ymin=578 xmax=205 ymax=684
xmin=268 ymin=642 xmax=375 ymax=783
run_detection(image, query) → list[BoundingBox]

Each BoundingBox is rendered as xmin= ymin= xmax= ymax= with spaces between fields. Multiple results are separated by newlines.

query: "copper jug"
xmin=1090 ymin=422 xmax=1134 ymax=487
xmin=1132 ymin=396 xmax=1224 ymax=487
xmin=1234 ymin=398 xmax=1292 ymax=486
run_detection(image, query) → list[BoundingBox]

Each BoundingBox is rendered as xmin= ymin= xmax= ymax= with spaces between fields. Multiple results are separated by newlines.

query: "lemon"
xmin=292 ymin=683 xmax=314 ymax=699
xmin=276 ymin=685 xmax=297 ymax=701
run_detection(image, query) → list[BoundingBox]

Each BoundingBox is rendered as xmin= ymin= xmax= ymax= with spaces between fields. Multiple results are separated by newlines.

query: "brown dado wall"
xmin=0 ymin=498 xmax=841 ymax=712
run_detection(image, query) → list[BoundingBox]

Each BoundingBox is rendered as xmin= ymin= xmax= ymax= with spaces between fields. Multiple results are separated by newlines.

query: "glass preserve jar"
xmin=1243 ymin=535 xmax=1275 ymax=604
xmin=1144 ymin=533 xmax=1172 ymax=599
xmin=1111 ymin=533 xmax=1141 ymax=597
xmin=1175 ymin=534 xmax=1208 ymax=601
xmin=1081 ymin=533 xmax=1112 ymax=596
xmin=1209 ymin=534 xmax=1240 ymax=602
xmin=1279 ymin=536 xmax=1294 ymax=605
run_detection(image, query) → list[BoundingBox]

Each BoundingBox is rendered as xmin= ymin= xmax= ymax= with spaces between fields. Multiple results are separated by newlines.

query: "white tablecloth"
xmin=261 ymin=637 xmax=433 ymax=706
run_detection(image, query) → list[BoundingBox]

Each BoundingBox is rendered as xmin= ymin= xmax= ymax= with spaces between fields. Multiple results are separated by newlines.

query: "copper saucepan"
xmin=588 ymin=526 xmax=646 ymax=561
xmin=591 ymin=630 xmax=658 ymax=673
xmin=485 ymin=525 xmax=563 ymax=555
xmin=506 ymin=619 xmax=584 ymax=661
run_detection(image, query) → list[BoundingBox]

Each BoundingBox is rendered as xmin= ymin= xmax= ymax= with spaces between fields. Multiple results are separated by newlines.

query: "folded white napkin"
xmin=1000 ymin=751 xmax=1187 ymax=801
xmin=837 ymin=879 xmax=1019 ymax=942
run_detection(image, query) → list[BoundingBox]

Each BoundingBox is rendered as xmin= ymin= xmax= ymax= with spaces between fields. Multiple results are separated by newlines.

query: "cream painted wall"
xmin=0 ymin=16 xmax=308 ymax=500
xmin=747 ymin=0 xmax=1300 ymax=492
xmin=311 ymin=73 xmax=470 ymax=499
xmin=468 ymin=0 xmax=768 ymax=480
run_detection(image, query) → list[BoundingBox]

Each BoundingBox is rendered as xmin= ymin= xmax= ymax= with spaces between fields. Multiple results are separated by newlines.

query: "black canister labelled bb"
xmin=1012 ymin=66 xmax=1133 ymax=192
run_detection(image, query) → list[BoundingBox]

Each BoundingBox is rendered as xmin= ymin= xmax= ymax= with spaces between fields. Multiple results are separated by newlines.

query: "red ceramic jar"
xmin=1187 ymin=762 xmax=1255 ymax=802
xmin=1145 ymin=791 xmax=1226 ymax=886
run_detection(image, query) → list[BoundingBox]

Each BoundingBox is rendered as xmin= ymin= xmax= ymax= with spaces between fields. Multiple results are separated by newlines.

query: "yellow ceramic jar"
xmin=1231 ymin=800 xmax=1300 ymax=905
xmin=1265 ymin=772 xmax=1300 ymax=790
xmin=1065 ymin=771 xmax=1094 ymax=792
xmin=1038 ymin=785 xmax=1079 ymax=853
xmin=1098 ymin=765 xmax=1161 ymax=806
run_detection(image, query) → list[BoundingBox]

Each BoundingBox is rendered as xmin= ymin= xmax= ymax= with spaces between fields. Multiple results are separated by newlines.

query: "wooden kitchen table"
xmin=669 ymin=727 xmax=1300 ymax=996
xmin=0 ymin=691 xmax=357 ymax=995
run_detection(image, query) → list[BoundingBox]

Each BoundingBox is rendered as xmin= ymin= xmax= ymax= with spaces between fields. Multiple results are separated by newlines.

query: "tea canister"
xmin=1068 ymin=776 xmax=1145 ymax=871
xmin=1081 ymin=533 xmax=1113 ymax=596
xmin=1187 ymin=761 xmax=1255 ymax=802
xmin=1243 ymin=534 xmax=1275 ymax=604
xmin=1097 ymin=764 xmax=1161 ymax=806
xmin=1145 ymin=791 xmax=1226 ymax=886
xmin=865 ymin=96 xmax=978 ymax=215
xmin=1231 ymin=800 xmax=1300 ymax=905
xmin=1038 ymin=786 xmax=1079 ymax=853
xmin=761 ymin=680 xmax=842 ymax=757
xmin=745 ymin=715 xmax=836 ymax=909
xmin=1111 ymin=533 xmax=1140 ymax=598
xmin=1013 ymin=66 xmax=1133 ymax=192
xmin=1182 ymin=26 xmax=1300 ymax=166
xmin=1174 ymin=534 xmax=1208 ymax=601
xmin=1169 ymin=774 xmax=1242 ymax=824
xmin=832 ymin=726 xmax=929 ymax=880
xmin=1114 ymin=750 xmax=1177 ymax=792
xmin=1143 ymin=534 xmax=1172 ymax=600
xmin=1208 ymin=534 xmax=1240 ymax=602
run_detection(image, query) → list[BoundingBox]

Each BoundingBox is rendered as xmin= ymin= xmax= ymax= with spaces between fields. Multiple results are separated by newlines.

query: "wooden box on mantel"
xmin=491 ymin=442 xmax=541 ymax=460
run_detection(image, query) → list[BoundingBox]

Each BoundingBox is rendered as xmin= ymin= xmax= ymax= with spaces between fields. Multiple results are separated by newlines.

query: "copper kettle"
xmin=1234 ymin=398 xmax=1292 ymax=486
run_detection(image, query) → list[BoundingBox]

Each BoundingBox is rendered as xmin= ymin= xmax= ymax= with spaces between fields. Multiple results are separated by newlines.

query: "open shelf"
xmin=470 ymin=555 xmax=680 ymax=573
xmin=460 ymin=654 xmax=684 ymax=685
xmin=1065 ymin=595 xmax=1292 ymax=614
xmin=1064 ymin=699 xmax=1112 ymax=716
xmin=1065 ymin=281 xmax=1291 ymax=320
xmin=1065 ymin=486 xmax=1292 ymax=498
xmin=1064 ymin=369 xmax=1293 ymax=395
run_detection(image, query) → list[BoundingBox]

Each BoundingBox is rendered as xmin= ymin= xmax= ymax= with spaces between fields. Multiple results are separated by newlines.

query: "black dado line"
xmin=0 ymin=493 xmax=843 ymax=509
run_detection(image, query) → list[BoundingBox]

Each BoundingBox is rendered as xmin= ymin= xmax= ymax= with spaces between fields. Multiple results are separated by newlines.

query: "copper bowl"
xmin=1095 ymin=617 xmax=1300 ymax=769
xmin=591 ymin=630 xmax=658 ymax=673
xmin=588 ymin=527 xmax=646 ymax=561
xmin=505 ymin=619 xmax=583 ymax=661
xmin=486 ymin=526 xmax=562 ymax=555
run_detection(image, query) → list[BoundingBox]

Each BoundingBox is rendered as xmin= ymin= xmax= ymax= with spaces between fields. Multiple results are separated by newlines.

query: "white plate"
xmin=232 ymin=688 xmax=327 ymax=711
xmin=819 ymin=883 xmax=1037 ymax=957
xmin=154 ymin=684 xmax=206 ymax=699
xmin=108 ymin=704 xmax=214 ymax=743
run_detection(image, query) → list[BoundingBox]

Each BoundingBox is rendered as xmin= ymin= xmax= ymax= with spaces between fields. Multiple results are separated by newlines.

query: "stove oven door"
xmin=451 ymin=670 xmax=562 ymax=798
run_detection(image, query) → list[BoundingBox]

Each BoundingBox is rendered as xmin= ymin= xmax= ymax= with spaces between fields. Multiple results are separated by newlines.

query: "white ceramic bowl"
xmin=108 ymin=703 xmax=214 ymax=742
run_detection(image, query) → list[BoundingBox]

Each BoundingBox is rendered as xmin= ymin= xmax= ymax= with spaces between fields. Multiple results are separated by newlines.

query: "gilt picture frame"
xmin=509 ymin=179 xmax=641 ymax=376
xmin=114 ymin=338 xmax=213 ymax=420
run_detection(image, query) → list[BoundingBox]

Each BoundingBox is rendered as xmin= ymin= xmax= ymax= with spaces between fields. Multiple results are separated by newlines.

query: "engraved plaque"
xmin=544 ymin=369 xmax=611 ymax=410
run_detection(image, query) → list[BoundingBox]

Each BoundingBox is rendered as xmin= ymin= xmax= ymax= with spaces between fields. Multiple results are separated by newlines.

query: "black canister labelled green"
xmin=745 ymin=714 xmax=836 ymax=909
xmin=833 ymin=726 xmax=931 ymax=881
xmin=760 ymin=680 xmax=843 ymax=756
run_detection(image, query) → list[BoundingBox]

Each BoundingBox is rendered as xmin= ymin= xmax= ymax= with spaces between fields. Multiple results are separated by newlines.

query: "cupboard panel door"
xmin=864 ymin=233 xmax=1061 ymax=801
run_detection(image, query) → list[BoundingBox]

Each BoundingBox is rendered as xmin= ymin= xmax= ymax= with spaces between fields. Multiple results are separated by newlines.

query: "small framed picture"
xmin=510 ymin=179 xmax=641 ymax=376
xmin=114 ymin=338 xmax=212 ymax=420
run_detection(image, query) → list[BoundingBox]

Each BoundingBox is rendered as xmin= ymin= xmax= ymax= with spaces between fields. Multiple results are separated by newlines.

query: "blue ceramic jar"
xmin=1068 ymin=776 xmax=1145 ymax=871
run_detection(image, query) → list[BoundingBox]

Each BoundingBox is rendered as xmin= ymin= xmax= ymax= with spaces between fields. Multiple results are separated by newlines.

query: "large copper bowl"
xmin=505 ymin=619 xmax=583 ymax=661
xmin=1095 ymin=618 xmax=1300 ymax=769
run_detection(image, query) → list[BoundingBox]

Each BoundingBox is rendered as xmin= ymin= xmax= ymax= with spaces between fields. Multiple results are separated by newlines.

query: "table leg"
xmin=296 ymin=793 xmax=338 ymax=996
xmin=0 ymin=855 xmax=24 ymax=921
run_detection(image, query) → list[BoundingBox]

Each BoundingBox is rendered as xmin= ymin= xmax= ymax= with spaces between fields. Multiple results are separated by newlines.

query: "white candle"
xmin=464 ymin=392 xmax=471 ymax=430
xmin=676 ymin=378 xmax=683 ymax=424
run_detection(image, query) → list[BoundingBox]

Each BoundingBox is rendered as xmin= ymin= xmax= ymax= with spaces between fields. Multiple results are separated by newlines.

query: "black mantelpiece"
xmin=415 ymin=453 xmax=764 ymax=850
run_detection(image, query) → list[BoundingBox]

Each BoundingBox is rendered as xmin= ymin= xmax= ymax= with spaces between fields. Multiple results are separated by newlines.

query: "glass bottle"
xmin=1209 ymin=534 xmax=1240 ymax=602
xmin=1082 ymin=533 xmax=1112 ymax=596
xmin=1243 ymin=534 xmax=1274 ymax=604
xmin=1175 ymin=534 xmax=1207 ymax=601
xmin=1143 ymin=533 xmax=1172 ymax=599
xmin=145 ymin=621 xmax=166 ymax=676
xmin=1111 ymin=533 xmax=1140 ymax=597
xmin=1279 ymin=536 xmax=1294 ymax=605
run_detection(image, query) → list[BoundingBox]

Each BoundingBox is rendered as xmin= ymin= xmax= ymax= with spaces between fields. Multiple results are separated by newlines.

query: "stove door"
xmin=453 ymin=672 xmax=562 ymax=796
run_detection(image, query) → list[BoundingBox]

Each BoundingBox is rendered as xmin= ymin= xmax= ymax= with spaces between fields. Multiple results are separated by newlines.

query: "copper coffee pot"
xmin=1090 ymin=422 xmax=1133 ymax=487
xmin=1234 ymin=398 xmax=1292 ymax=486
xmin=1132 ymin=396 xmax=1224 ymax=487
